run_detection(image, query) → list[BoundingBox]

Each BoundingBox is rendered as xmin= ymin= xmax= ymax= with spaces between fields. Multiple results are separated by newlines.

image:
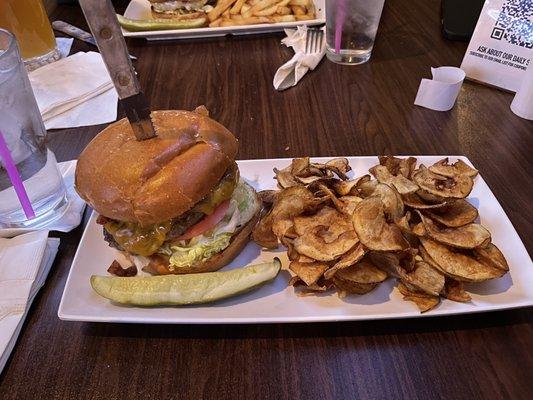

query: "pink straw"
xmin=0 ymin=131 xmax=35 ymax=219
xmin=335 ymin=0 xmax=347 ymax=54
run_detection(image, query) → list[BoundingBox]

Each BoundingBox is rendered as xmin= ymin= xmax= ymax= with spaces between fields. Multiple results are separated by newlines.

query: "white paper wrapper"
xmin=414 ymin=67 xmax=466 ymax=111
xmin=511 ymin=64 xmax=533 ymax=120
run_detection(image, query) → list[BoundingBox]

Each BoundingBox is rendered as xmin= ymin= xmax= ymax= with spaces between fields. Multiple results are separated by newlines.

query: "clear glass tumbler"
xmin=0 ymin=29 xmax=67 ymax=229
xmin=326 ymin=0 xmax=386 ymax=65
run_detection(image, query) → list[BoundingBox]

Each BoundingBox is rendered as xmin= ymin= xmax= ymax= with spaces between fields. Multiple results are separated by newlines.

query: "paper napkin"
xmin=414 ymin=67 xmax=466 ymax=111
xmin=273 ymin=26 xmax=325 ymax=91
xmin=0 ymin=231 xmax=60 ymax=375
xmin=29 ymin=51 xmax=118 ymax=130
xmin=0 ymin=160 xmax=86 ymax=238
xmin=56 ymin=37 xmax=74 ymax=59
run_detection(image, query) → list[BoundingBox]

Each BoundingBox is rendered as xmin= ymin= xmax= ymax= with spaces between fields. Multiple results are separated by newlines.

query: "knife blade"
xmin=78 ymin=0 xmax=156 ymax=141
xmin=52 ymin=20 xmax=137 ymax=61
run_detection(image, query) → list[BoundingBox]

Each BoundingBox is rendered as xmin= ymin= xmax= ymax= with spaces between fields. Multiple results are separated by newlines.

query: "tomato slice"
xmin=177 ymin=200 xmax=230 ymax=241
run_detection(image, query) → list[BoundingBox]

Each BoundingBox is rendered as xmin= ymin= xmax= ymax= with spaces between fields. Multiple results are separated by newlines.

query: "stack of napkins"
xmin=0 ymin=231 xmax=59 ymax=374
xmin=29 ymin=51 xmax=118 ymax=130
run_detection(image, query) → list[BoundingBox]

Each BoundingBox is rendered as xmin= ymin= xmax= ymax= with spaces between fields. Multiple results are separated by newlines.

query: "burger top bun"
xmin=75 ymin=108 xmax=238 ymax=226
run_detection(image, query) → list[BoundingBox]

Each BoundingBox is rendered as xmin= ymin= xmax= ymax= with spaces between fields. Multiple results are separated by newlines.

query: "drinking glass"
xmin=0 ymin=29 xmax=67 ymax=229
xmin=326 ymin=0 xmax=386 ymax=65
xmin=0 ymin=0 xmax=60 ymax=71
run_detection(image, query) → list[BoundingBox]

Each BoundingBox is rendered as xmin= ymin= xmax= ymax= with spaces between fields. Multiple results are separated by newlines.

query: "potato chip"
xmin=473 ymin=243 xmax=509 ymax=271
xmin=294 ymin=226 xmax=359 ymax=261
xmin=378 ymin=156 xmax=417 ymax=179
xmin=333 ymin=175 xmax=371 ymax=196
xmin=352 ymin=196 xmax=409 ymax=251
xmin=401 ymin=261 xmax=444 ymax=297
xmin=423 ymin=199 xmax=478 ymax=227
xmin=369 ymin=165 xmax=419 ymax=195
xmin=397 ymin=282 xmax=440 ymax=312
xmin=402 ymin=192 xmax=448 ymax=209
xmin=429 ymin=158 xmax=478 ymax=178
xmin=293 ymin=206 xmax=351 ymax=236
xmin=289 ymin=261 xmax=329 ymax=286
xmin=442 ymin=278 xmax=471 ymax=302
xmin=420 ymin=238 xmax=506 ymax=282
xmin=417 ymin=211 xmax=491 ymax=249
xmin=333 ymin=259 xmax=387 ymax=295
xmin=412 ymin=165 xmax=473 ymax=199
xmin=324 ymin=242 xmax=365 ymax=279
xmin=325 ymin=158 xmax=351 ymax=180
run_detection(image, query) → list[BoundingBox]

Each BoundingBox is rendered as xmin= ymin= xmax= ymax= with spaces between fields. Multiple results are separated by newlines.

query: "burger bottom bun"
xmin=137 ymin=211 xmax=260 ymax=275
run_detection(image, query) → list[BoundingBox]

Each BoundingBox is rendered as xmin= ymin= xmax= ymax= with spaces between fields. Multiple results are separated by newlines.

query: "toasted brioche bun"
xmin=75 ymin=108 xmax=238 ymax=226
xmin=140 ymin=210 xmax=260 ymax=275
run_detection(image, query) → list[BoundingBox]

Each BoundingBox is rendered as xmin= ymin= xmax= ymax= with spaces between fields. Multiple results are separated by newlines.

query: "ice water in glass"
xmin=0 ymin=29 xmax=66 ymax=228
xmin=326 ymin=0 xmax=385 ymax=65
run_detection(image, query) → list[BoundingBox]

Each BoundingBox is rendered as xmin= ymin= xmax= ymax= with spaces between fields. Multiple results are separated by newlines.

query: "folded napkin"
xmin=414 ymin=67 xmax=466 ymax=111
xmin=29 ymin=51 xmax=118 ymax=130
xmin=0 ymin=160 xmax=86 ymax=238
xmin=56 ymin=37 xmax=74 ymax=59
xmin=0 ymin=231 xmax=60 ymax=375
xmin=274 ymin=26 xmax=325 ymax=91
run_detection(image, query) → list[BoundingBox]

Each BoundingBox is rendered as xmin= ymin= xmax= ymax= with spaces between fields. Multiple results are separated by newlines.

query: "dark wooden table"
xmin=1 ymin=1 xmax=532 ymax=399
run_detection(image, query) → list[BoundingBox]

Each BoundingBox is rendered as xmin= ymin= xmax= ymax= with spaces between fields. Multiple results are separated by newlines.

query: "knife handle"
xmin=52 ymin=20 xmax=97 ymax=46
xmin=78 ymin=0 xmax=139 ymax=99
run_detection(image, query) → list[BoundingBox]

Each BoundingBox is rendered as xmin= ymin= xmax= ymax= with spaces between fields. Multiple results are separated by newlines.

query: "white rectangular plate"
xmin=122 ymin=0 xmax=325 ymax=40
xmin=58 ymin=156 xmax=533 ymax=324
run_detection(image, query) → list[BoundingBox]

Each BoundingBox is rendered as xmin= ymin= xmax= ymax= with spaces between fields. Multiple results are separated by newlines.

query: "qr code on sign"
xmin=490 ymin=0 xmax=533 ymax=48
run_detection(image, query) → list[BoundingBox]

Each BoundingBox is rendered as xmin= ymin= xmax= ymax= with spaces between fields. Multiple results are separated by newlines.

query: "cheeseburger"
xmin=75 ymin=108 xmax=260 ymax=275
xmin=148 ymin=0 xmax=213 ymax=20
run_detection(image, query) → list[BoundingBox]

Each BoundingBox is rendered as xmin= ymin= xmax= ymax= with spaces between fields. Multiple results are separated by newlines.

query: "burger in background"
xmin=148 ymin=0 xmax=214 ymax=20
xmin=75 ymin=107 xmax=260 ymax=275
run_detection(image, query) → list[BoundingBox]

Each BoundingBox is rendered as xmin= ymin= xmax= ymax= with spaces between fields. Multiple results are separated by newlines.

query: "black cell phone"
xmin=441 ymin=0 xmax=485 ymax=41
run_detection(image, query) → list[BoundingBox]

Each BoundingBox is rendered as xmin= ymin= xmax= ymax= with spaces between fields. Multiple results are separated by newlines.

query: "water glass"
xmin=0 ymin=29 xmax=67 ymax=229
xmin=326 ymin=0 xmax=386 ymax=65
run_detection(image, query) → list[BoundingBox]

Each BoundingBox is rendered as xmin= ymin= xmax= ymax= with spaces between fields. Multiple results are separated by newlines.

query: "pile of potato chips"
xmin=252 ymin=156 xmax=509 ymax=312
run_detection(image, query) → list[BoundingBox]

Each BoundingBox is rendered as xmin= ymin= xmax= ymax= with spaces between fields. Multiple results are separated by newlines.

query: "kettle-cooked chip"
xmin=412 ymin=165 xmax=473 ymax=199
xmin=352 ymin=196 xmax=409 ymax=251
xmin=473 ymin=243 xmax=509 ymax=271
xmin=369 ymin=165 xmax=419 ymax=195
xmin=294 ymin=226 xmax=359 ymax=261
xmin=417 ymin=211 xmax=491 ymax=249
xmin=420 ymin=238 xmax=506 ymax=282
xmin=442 ymin=278 xmax=471 ymax=302
xmin=289 ymin=261 xmax=330 ymax=286
xmin=429 ymin=158 xmax=478 ymax=178
xmin=324 ymin=242 xmax=366 ymax=280
xmin=424 ymin=199 xmax=478 ymax=227
xmin=397 ymin=282 xmax=440 ymax=312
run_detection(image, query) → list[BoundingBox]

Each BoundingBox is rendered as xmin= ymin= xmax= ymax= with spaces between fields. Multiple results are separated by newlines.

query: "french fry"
xmin=277 ymin=6 xmax=291 ymax=15
xmin=230 ymin=0 xmax=247 ymax=14
xmin=288 ymin=0 xmax=309 ymax=6
xmin=230 ymin=13 xmax=244 ymax=20
xmin=291 ymin=5 xmax=305 ymax=15
xmin=254 ymin=4 xmax=278 ymax=16
xmin=221 ymin=16 xmax=272 ymax=26
xmin=295 ymin=13 xmax=315 ymax=21
xmin=208 ymin=0 xmax=237 ymax=22
xmin=243 ymin=0 xmax=281 ymax=18
xmin=222 ymin=8 xmax=231 ymax=18
xmin=272 ymin=14 xmax=296 ymax=22
xmin=209 ymin=17 xmax=223 ymax=27
xmin=241 ymin=3 xmax=252 ymax=14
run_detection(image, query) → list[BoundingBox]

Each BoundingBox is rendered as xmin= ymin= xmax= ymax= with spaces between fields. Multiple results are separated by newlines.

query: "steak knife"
xmin=78 ymin=0 xmax=156 ymax=140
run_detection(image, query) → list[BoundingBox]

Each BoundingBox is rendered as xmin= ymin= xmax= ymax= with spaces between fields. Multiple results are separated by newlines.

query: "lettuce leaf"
xmin=159 ymin=180 xmax=259 ymax=271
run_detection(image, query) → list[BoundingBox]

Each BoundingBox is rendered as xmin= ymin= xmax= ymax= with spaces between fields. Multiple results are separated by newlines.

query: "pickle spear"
xmin=91 ymin=258 xmax=281 ymax=306
xmin=117 ymin=14 xmax=207 ymax=32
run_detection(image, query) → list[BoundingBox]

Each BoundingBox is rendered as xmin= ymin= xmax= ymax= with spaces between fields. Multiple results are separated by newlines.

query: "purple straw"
xmin=0 ymin=131 xmax=35 ymax=219
xmin=335 ymin=0 xmax=347 ymax=54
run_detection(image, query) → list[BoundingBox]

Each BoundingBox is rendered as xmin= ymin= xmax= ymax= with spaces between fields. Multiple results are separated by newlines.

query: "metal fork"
xmin=305 ymin=28 xmax=324 ymax=54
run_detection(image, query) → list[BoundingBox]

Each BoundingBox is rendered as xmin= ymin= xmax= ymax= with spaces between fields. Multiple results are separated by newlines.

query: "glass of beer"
xmin=0 ymin=0 xmax=60 ymax=71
